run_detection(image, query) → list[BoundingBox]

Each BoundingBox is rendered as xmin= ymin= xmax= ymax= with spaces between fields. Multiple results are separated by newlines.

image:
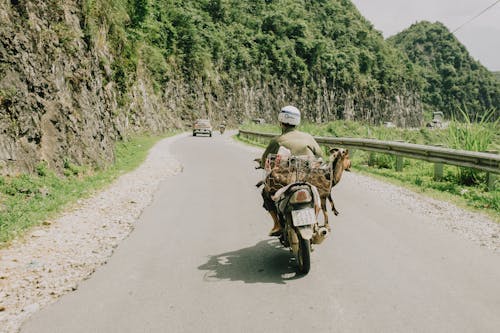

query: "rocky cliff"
xmin=0 ymin=0 xmax=177 ymax=175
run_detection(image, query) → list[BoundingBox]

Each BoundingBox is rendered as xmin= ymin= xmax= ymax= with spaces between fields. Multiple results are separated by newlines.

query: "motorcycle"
xmin=256 ymin=154 xmax=330 ymax=274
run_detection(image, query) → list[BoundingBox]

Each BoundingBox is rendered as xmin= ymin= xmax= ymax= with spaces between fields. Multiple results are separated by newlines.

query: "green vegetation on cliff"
xmin=82 ymin=0 xmax=423 ymax=125
xmin=388 ymin=21 xmax=500 ymax=120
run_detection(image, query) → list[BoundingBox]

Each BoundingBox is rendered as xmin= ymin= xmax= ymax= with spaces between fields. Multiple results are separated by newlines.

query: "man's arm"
xmin=308 ymin=138 xmax=323 ymax=159
xmin=261 ymin=139 xmax=280 ymax=168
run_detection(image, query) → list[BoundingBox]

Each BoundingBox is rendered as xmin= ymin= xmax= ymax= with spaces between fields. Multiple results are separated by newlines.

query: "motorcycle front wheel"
xmin=297 ymin=236 xmax=311 ymax=274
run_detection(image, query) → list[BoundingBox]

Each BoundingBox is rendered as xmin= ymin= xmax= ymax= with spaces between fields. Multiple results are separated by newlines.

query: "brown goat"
xmin=261 ymin=148 xmax=351 ymax=230
xmin=318 ymin=148 xmax=351 ymax=230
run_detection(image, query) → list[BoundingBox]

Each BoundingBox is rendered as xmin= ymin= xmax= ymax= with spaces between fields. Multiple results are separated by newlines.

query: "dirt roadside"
xmin=0 ymin=134 xmax=184 ymax=333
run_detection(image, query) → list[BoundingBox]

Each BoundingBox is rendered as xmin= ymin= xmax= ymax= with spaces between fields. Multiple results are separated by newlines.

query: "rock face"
xmin=0 ymin=0 xmax=111 ymax=174
xmin=0 ymin=0 xmax=175 ymax=175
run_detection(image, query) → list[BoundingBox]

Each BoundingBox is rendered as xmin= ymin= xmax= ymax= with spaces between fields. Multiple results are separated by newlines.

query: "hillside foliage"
xmin=388 ymin=21 xmax=500 ymax=120
xmin=82 ymin=0 xmax=424 ymax=126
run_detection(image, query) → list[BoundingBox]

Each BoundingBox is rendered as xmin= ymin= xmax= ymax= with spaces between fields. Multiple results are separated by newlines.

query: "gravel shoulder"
xmin=0 ymin=133 xmax=498 ymax=333
xmin=0 ymin=134 xmax=184 ymax=333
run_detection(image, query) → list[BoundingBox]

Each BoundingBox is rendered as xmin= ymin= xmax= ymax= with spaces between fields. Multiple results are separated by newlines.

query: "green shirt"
xmin=260 ymin=128 xmax=323 ymax=167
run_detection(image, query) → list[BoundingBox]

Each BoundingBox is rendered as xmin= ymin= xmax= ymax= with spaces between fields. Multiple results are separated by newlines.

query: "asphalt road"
xmin=22 ymin=133 xmax=500 ymax=332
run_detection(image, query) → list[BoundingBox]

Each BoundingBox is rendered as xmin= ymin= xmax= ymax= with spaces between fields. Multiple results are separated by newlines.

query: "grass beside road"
xmin=0 ymin=133 xmax=176 ymax=246
xmin=238 ymin=121 xmax=499 ymax=222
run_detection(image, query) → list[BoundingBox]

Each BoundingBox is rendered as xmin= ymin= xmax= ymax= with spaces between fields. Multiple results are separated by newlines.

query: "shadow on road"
xmin=198 ymin=239 xmax=302 ymax=284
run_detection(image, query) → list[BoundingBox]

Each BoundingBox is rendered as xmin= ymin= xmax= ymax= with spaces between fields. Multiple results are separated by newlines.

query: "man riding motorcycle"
xmin=260 ymin=105 xmax=323 ymax=236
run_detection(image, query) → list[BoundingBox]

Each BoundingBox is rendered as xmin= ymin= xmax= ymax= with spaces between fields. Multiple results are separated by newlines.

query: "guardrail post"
xmin=368 ymin=138 xmax=376 ymax=166
xmin=395 ymin=140 xmax=404 ymax=172
xmin=395 ymin=156 xmax=404 ymax=172
xmin=487 ymin=173 xmax=497 ymax=191
xmin=485 ymin=150 xmax=498 ymax=191
xmin=368 ymin=153 xmax=375 ymax=166
xmin=433 ymin=144 xmax=444 ymax=181
xmin=434 ymin=163 xmax=444 ymax=181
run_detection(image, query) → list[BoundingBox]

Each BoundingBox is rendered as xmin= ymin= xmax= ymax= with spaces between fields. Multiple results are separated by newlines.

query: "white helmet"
xmin=278 ymin=105 xmax=301 ymax=126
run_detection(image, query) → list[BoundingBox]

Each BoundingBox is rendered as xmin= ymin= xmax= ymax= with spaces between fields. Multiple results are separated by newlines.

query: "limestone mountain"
xmin=388 ymin=21 xmax=500 ymax=120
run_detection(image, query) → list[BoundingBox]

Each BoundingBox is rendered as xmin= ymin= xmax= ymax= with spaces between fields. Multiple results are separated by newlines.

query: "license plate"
xmin=291 ymin=208 xmax=316 ymax=226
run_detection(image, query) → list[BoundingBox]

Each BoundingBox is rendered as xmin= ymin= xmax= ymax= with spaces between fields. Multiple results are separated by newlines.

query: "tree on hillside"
xmin=389 ymin=21 xmax=500 ymax=121
xmin=83 ymin=0 xmax=425 ymax=125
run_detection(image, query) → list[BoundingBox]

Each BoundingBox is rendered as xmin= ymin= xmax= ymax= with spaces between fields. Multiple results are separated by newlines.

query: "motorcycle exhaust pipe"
xmin=312 ymin=227 xmax=329 ymax=244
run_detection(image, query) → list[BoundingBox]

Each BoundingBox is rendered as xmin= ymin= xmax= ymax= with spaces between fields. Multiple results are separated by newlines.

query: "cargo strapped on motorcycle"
xmin=263 ymin=154 xmax=333 ymax=195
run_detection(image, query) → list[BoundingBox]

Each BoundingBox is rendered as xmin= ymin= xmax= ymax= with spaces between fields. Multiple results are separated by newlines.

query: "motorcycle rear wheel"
xmin=297 ymin=236 xmax=311 ymax=274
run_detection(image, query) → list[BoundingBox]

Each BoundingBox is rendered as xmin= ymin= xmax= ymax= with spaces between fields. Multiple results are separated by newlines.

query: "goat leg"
xmin=320 ymin=197 xmax=330 ymax=231
xmin=328 ymin=194 xmax=339 ymax=216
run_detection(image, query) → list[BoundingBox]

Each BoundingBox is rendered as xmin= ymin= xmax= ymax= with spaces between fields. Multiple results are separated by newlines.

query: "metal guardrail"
xmin=239 ymin=129 xmax=500 ymax=174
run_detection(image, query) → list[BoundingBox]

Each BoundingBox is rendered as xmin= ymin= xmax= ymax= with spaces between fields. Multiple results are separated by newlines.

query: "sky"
xmin=350 ymin=0 xmax=500 ymax=71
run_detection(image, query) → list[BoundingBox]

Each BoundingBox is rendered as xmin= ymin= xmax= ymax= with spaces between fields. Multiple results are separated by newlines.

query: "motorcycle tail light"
xmin=289 ymin=189 xmax=312 ymax=204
